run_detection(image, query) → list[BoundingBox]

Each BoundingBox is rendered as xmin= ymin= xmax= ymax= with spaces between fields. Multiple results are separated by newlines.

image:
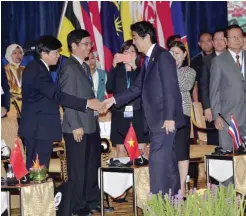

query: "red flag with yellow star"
xmin=124 ymin=124 xmax=140 ymax=161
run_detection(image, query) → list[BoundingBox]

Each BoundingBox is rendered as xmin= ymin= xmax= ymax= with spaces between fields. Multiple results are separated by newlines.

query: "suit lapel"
xmin=225 ymin=50 xmax=241 ymax=73
xmin=70 ymin=56 xmax=92 ymax=84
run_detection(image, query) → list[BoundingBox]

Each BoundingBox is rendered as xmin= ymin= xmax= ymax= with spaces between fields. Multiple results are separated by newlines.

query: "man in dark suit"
xmin=59 ymin=30 xmax=101 ymax=216
xmin=18 ymin=35 xmax=102 ymax=171
xmin=104 ymin=21 xmax=184 ymax=195
xmin=200 ymin=29 xmax=227 ymax=146
xmin=191 ymin=32 xmax=214 ymax=102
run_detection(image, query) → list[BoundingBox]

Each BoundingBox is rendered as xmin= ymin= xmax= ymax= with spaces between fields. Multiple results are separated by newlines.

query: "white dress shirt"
xmin=40 ymin=59 xmax=50 ymax=71
xmin=145 ymin=44 xmax=156 ymax=60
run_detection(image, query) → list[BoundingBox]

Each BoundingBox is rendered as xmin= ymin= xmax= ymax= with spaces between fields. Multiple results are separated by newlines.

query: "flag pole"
xmin=57 ymin=1 xmax=68 ymax=37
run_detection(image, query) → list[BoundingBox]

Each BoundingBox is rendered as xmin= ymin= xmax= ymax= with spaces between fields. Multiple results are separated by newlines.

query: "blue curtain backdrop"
xmin=182 ymin=1 xmax=228 ymax=58
xmin=1 ymin=1 xmax=63 ymax=56
xmin=1 ymin=1 xmax=227 ymax=58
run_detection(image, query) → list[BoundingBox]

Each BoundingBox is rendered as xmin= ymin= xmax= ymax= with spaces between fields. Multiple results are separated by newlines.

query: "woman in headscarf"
xmin=4 ymin=44 xmax=25 ymax=117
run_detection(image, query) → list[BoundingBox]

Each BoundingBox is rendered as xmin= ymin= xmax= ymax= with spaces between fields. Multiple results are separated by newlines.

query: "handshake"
xmin=87 ymin=97 xmax=116 ymax=114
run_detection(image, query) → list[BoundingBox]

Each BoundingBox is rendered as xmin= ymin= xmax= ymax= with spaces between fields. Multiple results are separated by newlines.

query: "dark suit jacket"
xmin=18 ymin=59 xmax=87 ymax=141
xmin=200 ymin=52 xmax=216 ymax=110
xmin=60 ymin=56 xmax=97 ymax=134
xmin=1 ymin=66 xmax=10 ymax=111
xmin=106 ymin=64 xmax=141 ymax=112
xmin=115 ymin=45 xmax=184 ymax=133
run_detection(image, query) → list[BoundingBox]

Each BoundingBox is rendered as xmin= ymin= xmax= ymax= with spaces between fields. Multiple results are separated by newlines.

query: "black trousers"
xmin=22 ymin=137 xmax=53 ymax=169
xmin=63 ymin=129 xmax=101 ymax=214
xmin=206 ymin=121 xmax=219 ymax=146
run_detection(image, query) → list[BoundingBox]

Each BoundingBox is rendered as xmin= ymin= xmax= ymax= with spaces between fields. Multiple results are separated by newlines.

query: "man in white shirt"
xmin=210 ymin=24 xmax=246 ymax=151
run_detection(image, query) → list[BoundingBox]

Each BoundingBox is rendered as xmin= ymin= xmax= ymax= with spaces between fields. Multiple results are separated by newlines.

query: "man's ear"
xmin=71 ymin=42 xmax=77 ymax=51
xmin=198 ymin=42 xmax=201 ymax=48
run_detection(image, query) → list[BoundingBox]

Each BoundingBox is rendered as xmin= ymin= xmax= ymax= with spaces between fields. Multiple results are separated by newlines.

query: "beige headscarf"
xmin=5 ymin=44 xmax=24 ymax=66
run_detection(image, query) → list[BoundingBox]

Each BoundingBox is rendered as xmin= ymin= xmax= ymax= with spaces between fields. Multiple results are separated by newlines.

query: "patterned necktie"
xmin=82 ymin=62 xmax=93 ymax=84
xmin=236 ymin=55 xmax=241 ymax=68
xmin=144 ymin=56 xmax=149 ymax=70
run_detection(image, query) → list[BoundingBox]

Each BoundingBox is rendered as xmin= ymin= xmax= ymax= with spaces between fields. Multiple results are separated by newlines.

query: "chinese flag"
xmin=10 ymin=138 xmax=28 ymax=180
xmin=124 ymin=124 xmax=140 ymax=161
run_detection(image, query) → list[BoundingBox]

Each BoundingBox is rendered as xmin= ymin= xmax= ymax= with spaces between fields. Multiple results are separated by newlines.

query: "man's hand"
xmin=204 ymin=108 xmax=213 ymax=122
xmin=87 ymin=98 xmax=102 ymax=112
xmin=72 ymin=128 xmax=84 ymax=142
xmin=215 ymin=116 xmax=224 ymax=130
xmin=99 ymin=111 xmax=112 ymax=122
xmin=1 ymin=107 xmax=7 ymax=117
xmin=161 ymin=120 xmax=175 ymax=135
xmin=102 ymin=97 xmax=115 ymax=112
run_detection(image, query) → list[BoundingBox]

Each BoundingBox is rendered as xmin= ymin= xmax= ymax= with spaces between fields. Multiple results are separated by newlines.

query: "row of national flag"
xmin=57 ymin=1 xmax=188 ymax=72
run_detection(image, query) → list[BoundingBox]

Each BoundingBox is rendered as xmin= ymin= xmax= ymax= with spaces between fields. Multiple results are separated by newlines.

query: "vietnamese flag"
xmin=10 ymin=138 xmax=28 ymax=180
xmin=124 ymin=124 xmax=140 ymax=161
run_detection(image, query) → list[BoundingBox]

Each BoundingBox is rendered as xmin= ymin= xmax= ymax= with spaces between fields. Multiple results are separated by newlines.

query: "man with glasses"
xmin=200 ymin=29 xmax=227 ymax=146
xmin=210 ymin=24 xmax=246 ymax=151
xmin=59 ymin=30 xmax=101 ymax=216
xmin=19 ymin=35 xmax=102 ymax=171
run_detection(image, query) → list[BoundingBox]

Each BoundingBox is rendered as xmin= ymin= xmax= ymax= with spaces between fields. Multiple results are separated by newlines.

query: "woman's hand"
xmin=112 ymin=54 xmax=120 ymax=68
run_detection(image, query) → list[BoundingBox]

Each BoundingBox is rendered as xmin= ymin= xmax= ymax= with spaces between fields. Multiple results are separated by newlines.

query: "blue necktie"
xmin=144 ymin=56 xmax=149 ymax=70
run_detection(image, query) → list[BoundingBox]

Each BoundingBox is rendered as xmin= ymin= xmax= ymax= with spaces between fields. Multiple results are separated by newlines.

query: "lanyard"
xmin=125 ymin=70 xmax=131 ymax=89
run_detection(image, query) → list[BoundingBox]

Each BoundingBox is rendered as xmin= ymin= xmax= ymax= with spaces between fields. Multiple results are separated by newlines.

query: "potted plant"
xmin=29 ymin=154 xmax=47 ymax=183
xmin=144 ymin=184 xmax=246 ymax=216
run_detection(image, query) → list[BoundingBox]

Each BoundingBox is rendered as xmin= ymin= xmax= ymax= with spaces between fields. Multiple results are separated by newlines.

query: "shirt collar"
xmin=228 ymin=49 xmax=243 ymax=59
xmin=146 ymin=44 xmax=156 ymax=58
xmin=72 ymin=54 xmax=84 ymax=65
xmin=40 ymin=59 xmax=49 ymax=71
xmin=215 ymin=51 xmax=222 ymax=56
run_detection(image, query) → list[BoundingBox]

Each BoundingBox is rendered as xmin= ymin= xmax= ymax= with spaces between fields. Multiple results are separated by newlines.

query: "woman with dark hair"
xmin=106 ymin=40 xmax=149 ymax=159
xmin=168 ymin=41 xmax=196 ymax=197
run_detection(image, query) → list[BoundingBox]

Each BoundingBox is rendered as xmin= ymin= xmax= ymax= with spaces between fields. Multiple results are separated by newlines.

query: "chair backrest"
xmin=191 ymin=102 xmax=207 ymax=143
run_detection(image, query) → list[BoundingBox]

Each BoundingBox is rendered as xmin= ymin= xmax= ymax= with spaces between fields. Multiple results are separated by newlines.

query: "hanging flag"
xmin=57 ymin=1 xmax=83 ymax=57
xmin=10 ymin=138 xmax=28 ymax=180
xmin=228 ymin=114 xmax=244 ymax=150
xmin=170 ymin=1 xmax=189 ymax=61
xmin=80 ymin=1 xmax=97 ymax=53
xmin=124 ymin=124 xmax=140 ymax=161
xmin=120 ymin=1 xmax=132 ymax=41
xmin=88 ymin=2 xmax=105 ymax=70
xmin=101 ymin=1 xmax=124 ymax=71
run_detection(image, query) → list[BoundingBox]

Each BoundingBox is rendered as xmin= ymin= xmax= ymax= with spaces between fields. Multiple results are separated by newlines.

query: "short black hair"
xmin=67 ymin=29 xmax=90 ymax=52
xmin=224 ymin=24 xmax=243 ymax=38
xmin=130 ymin=21 xmax=157 ymax=44
xmin=35 ymin=35 xmax=62 ymax=58
xmin=166 ymin=35 xmax=181 ymax=48
xmin=199 ymin=32 xmax=212 ymax=41
xmin=212 ymin=29 xmax=225 ymax=39
xmin=243 ymin=32 xmax=246 ymax=37
xmin=168 ymin=41 xmax=188 ymax=67
xmin=119 ymin=39 xmax=141 ymax=67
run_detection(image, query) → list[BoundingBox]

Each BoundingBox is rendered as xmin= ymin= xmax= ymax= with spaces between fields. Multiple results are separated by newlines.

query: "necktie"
xmin=144 ymin=56 xmax=149 ymax=70
xmin=236 ymin=55 xmax=241 ymax=68
xmin=82 ymin=62 xmax=93 ymax=84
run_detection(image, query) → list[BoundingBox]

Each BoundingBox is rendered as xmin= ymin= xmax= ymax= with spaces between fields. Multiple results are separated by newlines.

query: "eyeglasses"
xmin=79 ymin=42 xmax=94 ymax=47
xmin=227 ymin=35 xmax=243 ymax=41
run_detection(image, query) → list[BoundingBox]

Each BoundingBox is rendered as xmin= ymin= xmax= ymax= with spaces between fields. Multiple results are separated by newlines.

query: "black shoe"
xmin=113 ymin=193 xmax=128 ymax=203
xmin=73 ymin=208 xmax=93 ymax=216
xmin=135 ymin=157 xmax=148 ymax=166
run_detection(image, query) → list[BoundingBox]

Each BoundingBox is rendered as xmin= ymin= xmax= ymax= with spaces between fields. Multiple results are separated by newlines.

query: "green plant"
xmin=144 ymin=184 xmax=246 ymax=216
